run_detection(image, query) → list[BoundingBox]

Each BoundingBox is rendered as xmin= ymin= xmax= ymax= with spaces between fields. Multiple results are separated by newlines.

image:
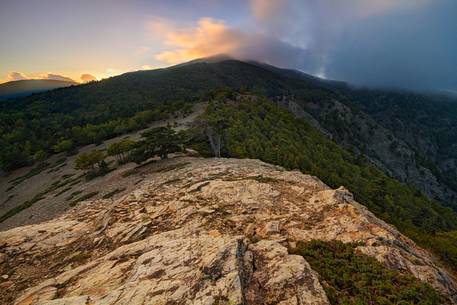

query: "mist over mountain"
xmin=251 ymin=0 xmax=457 ymax=91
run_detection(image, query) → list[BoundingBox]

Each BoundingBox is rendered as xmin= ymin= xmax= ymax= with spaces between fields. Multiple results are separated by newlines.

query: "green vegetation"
xmin=74 ymin=150 xmax=108 ymax=178
xmin=345 ymin=89 xmax=457 ymax=197
xmin=0 ymin=59 xmax=331 ymax=173
xmin=50 ymin=174 xmax=83 ymax=190
xmin=102 ymin=187 xmax=126 ymax=199
xmin=52 ymin=139 xmax=74 ymax=154
xmin=69 ymin=191 xmax=99 ymax=207
xmin=69 ymin=251 xmax=91 ymax=264
xmin=66 ymin=190 xmax=83 ymax=201
xmin=75 ymin=126 xmax=183 ymax=178
xmin=290 ymin=240 xmax=448 ymax=305
xmin=121 ymin=168 xmax=137 ymax=177
xmin=1 ymin=59 xmax=457 ymax=283
xmin=188 ymin=93 xmax=457 ymax=270
xmin=130 ymin=126 xmax=182 ymax=163
xmin=0 ymin=93 xmax=192 ymax=172
xmin=46 ymin=163 xmax=67 ymax=173
xmin=8 ymin=162 xmax=50 ymax=188
xmin=0 ymin=192 xmax=47 ymax=223
xmin=32 ymin=150 xmax=48 ymax=162
xmin=0 ymin=172 xmax=87 ymax=223
xmin=61 ymin=173 xmax=75 ymax=179
xmin=107 ymin=139 xmax=134 ymax=164
xmin=54 ymin=186 xmax=72 ymax=197
xmin=45 ymin=158 xmax=68 ymax=173
xmin=2 ymin=194 xmax=14 ymax=204
xmin=1 ymin=60 xmax=455 ymax=215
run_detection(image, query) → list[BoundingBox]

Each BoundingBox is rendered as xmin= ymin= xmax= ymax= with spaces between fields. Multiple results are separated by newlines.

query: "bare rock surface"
xmin=1 ymin=157 xmax=456 ymax=304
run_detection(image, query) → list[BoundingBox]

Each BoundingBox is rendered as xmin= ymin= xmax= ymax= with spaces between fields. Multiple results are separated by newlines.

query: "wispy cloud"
xmin=7 ymin=72 xmax=28 ymax=81
xmin=40 ymin=73 xmax=76 ymax=82
xmin=3 ymin=72 xmax=77 ymax=83
xmin=150 ymin=17 xmax=246 ymax=64
xmin=149 ymin=1 xmax=430 ymax=72
xmin=80 ymin=73 xmax=97 ymax=83
xmin=147 ymin=0 xmax=455 ymax=90
xmin=149 ymin=17 xmax=318 ymax=71
xmin=2 ymin=0 xmax=453 ymax=90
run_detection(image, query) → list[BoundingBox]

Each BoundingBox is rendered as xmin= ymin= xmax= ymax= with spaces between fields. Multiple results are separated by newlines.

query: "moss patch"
xmin=102 ymin=187 xmax=126 ymax=199
xmin=69 ymin=191 xmax=99 ymax=207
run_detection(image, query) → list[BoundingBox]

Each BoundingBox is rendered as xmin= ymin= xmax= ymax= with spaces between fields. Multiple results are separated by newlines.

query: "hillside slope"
xmin=1 ymin=59 xmax=455 ymax=210
xmin=1 ymin=158 xmax=454 ymax=304
xmin=342 ymin=88 xmax=457 ymax=198
xmin=0 ymin=104 xmax=205 ymax=230
xmin=2 ymin=91 xmax=457 ymax=275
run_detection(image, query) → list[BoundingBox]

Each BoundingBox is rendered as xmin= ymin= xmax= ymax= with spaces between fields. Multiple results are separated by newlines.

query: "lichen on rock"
xmin=0 ymin=157 xmax=455 ymax=304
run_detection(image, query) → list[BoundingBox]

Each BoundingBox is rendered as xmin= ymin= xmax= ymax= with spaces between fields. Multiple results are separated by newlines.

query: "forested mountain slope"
xmin=343 ymin=88 xmax=457 ymax=198
xmin=2 ymin=90 xmax=457 ymax=287
xmin=185 ymin=94 xmax=457 ymax=271
xmin=1 ymin=59 xmax=455 ymax=211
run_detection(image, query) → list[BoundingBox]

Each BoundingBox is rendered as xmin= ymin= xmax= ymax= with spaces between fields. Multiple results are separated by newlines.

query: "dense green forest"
xmin=1 ymin=59 xmax=457 ymax=271
xmin=0 ymin=60 xmax=334 ymax=173
xmin=0 ymin=99 xmax=192 ymax=171
xmin=2 ymin=60 xmax=455 ymax=215
xmin=343 ymin=88 xmax=457 ymax=191
xmin=2 ymin=60 xmax=456 ymax=207
xmin=186 ymin=92 xmax=457 ymax=271
xmin=346 ymin=89 xmax=457 ymax=159
xmin=290 ymin=240 xmax=448 ymax=304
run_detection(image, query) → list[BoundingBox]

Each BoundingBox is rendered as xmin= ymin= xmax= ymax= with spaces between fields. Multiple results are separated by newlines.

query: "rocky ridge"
xmin=1 ymin=157 xmax=456 ymax=304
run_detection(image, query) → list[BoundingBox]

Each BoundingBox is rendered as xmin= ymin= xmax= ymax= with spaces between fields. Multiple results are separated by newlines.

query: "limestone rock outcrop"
xmin=1 ymin=157 xmax=456 ymax=304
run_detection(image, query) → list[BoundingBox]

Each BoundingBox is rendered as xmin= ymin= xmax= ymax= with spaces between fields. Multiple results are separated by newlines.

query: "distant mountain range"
xmin=0 ymin=79 xmax=78 ymax=100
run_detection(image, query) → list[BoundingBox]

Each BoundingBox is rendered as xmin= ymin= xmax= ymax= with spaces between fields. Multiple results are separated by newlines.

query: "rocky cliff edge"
xmin=1 ymin=157 xmax=456 ymax=304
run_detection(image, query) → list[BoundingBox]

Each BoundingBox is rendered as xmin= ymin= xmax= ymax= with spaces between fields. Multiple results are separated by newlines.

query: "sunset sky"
xmin=1 ymin=0 xmax=456 ymax=90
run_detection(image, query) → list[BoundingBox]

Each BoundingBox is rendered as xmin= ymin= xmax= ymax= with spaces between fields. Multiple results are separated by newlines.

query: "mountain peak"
xmin=171 ymin=54 xmax=236 ymax=68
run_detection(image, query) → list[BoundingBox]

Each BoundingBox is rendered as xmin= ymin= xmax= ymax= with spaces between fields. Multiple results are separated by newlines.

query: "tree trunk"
xmin=214 ymin=134 xmax=221 ymax=158
xmin=206 ymin=127 xmax=221 ymax=158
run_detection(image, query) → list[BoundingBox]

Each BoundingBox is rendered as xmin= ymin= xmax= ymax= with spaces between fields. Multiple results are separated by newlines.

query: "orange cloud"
xmin=80 ymin=73 xmax=97 ymax=83
xmin=251 ymin=0 xmax=283 ymax=20
xmin=150 ymin=2 xmax=429 ymax=67
xmin=3 ymin=72 xmax=78 ymax=84
xmin=151 ymin=18 xmax=247 ymax=64
xmin=40 ymin=73 xmax=76 ymax=82
xmin=7 ymin=71 xmax=28 ymax=81
xmin=148 ymin=17 xmax=321 ymax=72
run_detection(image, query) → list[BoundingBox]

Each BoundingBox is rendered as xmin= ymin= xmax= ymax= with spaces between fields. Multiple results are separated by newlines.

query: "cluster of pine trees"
xmin=74 ymin=126 xmax=182 ymax=178
xmin=185 ymin=91 xmax=457 ymax=272
xmin=0 ymin=98 xmax=192 ymax=172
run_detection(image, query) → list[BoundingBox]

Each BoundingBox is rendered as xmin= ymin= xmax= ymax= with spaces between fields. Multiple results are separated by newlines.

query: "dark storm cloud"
xmin=327 ymin=0 xmax=457 ymax=90
xmin=245 ymin=0 xmax=457 ymax=90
